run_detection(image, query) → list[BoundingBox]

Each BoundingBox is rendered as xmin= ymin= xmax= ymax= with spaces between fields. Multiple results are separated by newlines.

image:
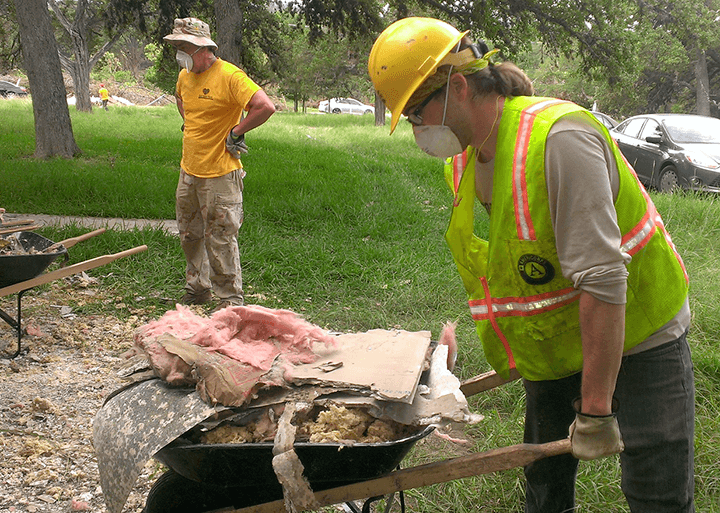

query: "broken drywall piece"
xmin=288 ymin=329 xmax=432 ymax=404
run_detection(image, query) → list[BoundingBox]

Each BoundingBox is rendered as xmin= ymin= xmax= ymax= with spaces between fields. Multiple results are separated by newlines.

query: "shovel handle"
xmin=45 ymin=227 xmax=107 ymax=251
xmin=0 ymin=224 xmax=41 ymax=235
xmin=0 ymin=219 xmax=35 ymax=228
xmin=460 ymin=368 xmax=522 ymax=397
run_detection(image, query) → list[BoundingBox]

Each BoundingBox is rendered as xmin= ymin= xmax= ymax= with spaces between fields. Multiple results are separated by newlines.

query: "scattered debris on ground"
xmin=0 ymin=280 xmax=164 ymax=513
xmin=0 ymin=274 xmax=471 ymax=513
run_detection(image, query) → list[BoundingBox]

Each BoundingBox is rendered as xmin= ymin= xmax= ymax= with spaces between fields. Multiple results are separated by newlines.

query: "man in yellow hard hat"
xmin=369 ymin=17 xmax=694 ymax=513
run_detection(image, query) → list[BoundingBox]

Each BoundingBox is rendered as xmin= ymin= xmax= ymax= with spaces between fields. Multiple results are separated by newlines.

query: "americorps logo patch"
xmin=518 ymin=254 xmax=555 ymax=285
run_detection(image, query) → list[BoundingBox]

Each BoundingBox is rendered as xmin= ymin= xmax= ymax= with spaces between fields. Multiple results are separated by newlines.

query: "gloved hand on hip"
xmin=225 ymin=127 xmax=248 ymax=159
xmin=569 ymin=398 xmax=624 ymax=461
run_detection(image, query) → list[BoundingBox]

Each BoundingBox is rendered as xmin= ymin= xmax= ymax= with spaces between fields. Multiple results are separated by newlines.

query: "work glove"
xmin=225 ymin=127 xmax=249 ymax=159
xmin=569 ymin=398 xmax=624 ymax=461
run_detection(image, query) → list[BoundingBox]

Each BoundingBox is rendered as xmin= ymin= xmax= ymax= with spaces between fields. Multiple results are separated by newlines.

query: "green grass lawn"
xmin=1 ymin=99 xmax=719 ymax=511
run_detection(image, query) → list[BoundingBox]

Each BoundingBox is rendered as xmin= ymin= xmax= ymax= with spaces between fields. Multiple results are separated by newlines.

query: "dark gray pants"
xmin=523 ymin=333 xmax=695 ymax=513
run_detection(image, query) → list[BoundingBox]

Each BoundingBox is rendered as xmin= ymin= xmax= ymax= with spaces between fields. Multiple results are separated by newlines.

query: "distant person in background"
xmin=163 ymin=17 xmax=275 ymax=311
xmin=98 ymin=84 xmax=109 ymax=110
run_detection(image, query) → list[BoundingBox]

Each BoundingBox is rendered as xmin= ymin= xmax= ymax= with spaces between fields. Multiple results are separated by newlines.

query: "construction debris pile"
xmin=94 ymin=303 xmax=482 ymax=513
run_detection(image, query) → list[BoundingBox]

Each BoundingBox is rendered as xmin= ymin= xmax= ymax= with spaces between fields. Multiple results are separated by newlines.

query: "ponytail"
xmin=469 ymin=62 xmax=534 ymax=98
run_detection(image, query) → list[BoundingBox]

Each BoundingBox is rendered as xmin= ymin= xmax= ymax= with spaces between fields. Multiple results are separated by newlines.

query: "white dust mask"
xmin=175 ymin=49 xmax=199 ymax=72
xmin=413 ymin=125 xmax=464 ymax=159
xmin=411 ymin=42 xmax=465 ymax=160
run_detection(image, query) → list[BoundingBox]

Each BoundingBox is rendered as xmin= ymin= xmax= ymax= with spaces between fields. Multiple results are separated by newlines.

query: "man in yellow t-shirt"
xmin=163 ymin=17 xmax=275 ymax=310
xmin=98 ymin=84 xmax=109 ymax=110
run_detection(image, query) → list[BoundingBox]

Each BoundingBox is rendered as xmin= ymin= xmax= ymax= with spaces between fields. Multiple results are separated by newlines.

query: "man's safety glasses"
xmin=407 ymin=87 xmax=445 ymax=126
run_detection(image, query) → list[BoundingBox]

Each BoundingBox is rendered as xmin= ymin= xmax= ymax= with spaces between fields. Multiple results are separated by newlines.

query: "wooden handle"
xmin=45 ymin=227 xmax=107 ymax=251
xmin=460 ymin=368 xmax=522 ymax=397
xmin=0 ymin=224 xmax=41 ymax=235
xmin=231 ymin=438 xmax=571 ymax=513
xmin=0 ymin=245 xmax=147 ymax=296
xmin=0 ymin=219 xmax=35 ymax=228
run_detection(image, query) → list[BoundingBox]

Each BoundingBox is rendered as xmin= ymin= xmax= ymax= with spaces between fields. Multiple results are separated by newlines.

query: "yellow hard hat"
xmin=368 ymin=17 xmax=468 ymax=134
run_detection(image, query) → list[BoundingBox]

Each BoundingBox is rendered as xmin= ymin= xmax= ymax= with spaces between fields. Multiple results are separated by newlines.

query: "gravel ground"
xmin=0 ymin=279 xmax=165 ymax=513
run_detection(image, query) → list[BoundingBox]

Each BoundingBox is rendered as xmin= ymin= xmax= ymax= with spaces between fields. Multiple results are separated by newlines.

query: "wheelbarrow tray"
xmin=154 ymin=424 xmax=434 ymax=489
xmin=0 ymin=231 xmax=67 ymax=288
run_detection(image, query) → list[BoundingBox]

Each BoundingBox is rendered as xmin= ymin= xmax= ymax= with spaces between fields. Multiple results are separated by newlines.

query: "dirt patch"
xmin=0 ymin=280 xmax=164 ymax=513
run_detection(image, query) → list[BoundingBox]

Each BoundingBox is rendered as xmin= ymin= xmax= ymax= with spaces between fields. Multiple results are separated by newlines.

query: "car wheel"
xmin=659 ymin=165 xmax=680 ymax=193
xmin=332 ymin=108 xmax=341 ymax=114
xmin=364 ymin=109 xmax=373 ymax=115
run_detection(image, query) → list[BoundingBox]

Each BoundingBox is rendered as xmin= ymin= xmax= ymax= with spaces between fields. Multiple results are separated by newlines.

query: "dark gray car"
xmin=0 ymin=80 xmax=28 ymax=98
xmin=610 ymin=113 xmax=720 ymax=193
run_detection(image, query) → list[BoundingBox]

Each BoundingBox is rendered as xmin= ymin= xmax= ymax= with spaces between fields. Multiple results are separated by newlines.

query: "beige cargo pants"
xmin=176 ymin=168 xmax=244 ymax=303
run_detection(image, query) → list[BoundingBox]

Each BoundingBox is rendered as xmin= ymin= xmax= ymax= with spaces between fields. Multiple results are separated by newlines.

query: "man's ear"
xmin=448 ymin=73 xmax=470 ymax=102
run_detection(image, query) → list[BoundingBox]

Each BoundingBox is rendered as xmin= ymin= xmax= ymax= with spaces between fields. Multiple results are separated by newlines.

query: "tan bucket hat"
xmin=163 ymin=17 xmax=217 ymax=49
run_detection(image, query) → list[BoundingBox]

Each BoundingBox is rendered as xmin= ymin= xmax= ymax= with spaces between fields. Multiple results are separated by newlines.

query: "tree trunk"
xmin=14 ymin=0 xmax=81 ymax=159
xmin=695 ymin=48 xmax=711 ymax=116
xmin=214 ymin=0 xmax=244 ymax=67
xmin=49 ymin=0 xmax=119 ymax=113
xmin=70 ymin=28 xmax=94 ymax=112
xmin=374 ymin=94 xmax=386 ymax=127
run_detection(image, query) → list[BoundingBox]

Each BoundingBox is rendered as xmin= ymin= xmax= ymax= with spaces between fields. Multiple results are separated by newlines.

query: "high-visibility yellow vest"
xmin=444 ymin=97 xmax=689 ymax=381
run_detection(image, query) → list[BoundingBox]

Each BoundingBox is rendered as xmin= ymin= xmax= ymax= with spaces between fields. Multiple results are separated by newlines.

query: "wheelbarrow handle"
xmin=230 ymin=438 xmax=572 ymax=513
xmin=0 ymin=245 xmax=147 ymax=297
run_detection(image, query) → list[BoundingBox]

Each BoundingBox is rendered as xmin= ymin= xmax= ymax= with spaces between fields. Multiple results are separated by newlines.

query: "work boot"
xmin=180 ymin=290 xmax=212 ymax=305
xmin=210 ymin=299 xmax=243 ymax=314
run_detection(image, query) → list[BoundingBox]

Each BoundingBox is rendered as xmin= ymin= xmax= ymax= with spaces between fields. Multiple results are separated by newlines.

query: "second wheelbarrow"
xmin=0 ymin=228 xmax=147 ymax=358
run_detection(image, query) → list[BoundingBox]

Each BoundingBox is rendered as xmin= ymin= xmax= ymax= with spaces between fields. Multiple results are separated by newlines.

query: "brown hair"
xmin=466 ymin=61 xmax=534 ymax=98
xmin=404 ymin=36 xmax=533 ymax=113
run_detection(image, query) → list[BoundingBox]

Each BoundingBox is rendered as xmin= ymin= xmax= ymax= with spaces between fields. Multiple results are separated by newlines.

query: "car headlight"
xmin=685 ymin=150 xmax=720 ymax=170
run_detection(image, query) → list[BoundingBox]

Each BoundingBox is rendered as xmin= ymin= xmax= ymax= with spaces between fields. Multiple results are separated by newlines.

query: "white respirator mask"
xmin=413 ymin=125 xmax=464 ymax=160
xmin=412 ymin=42 xmax=465 ymax=160
xmin=175 ymin=47 xmax=201 ymax=72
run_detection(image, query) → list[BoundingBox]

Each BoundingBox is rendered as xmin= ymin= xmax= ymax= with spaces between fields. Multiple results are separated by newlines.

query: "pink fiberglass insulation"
xmin=438 ymin=320 xmax=458 ymax=371
xmin=136 ymin=304 xmax=335 ymax=372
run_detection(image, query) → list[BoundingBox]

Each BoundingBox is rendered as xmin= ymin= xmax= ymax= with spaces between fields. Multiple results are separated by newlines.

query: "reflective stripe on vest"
xmin=513 ymin=99 xmax=570 ymax=241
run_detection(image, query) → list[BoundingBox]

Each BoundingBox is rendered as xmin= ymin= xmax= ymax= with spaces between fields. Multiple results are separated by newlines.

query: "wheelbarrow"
xmin=0 ymin=228 xmax=147 ymax=358
xmin=143 ymin=368 xmax=572 ymax=513
xmin=148 ymin=423 xmax=436 ymax=513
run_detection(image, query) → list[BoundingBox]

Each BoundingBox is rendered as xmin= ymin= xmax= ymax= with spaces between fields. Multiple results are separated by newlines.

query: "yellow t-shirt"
xmin=176 ymin=58 xmax=261 ymax=178
xmin=99 ymin=87 xmax=109 ymax=101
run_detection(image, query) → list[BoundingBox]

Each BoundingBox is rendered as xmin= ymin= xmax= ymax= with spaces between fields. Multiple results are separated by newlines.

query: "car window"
xmin=663 ymin=116 xmax=720 ymax=144
xmin=639 ymin=120 xmax=661 ymax=141
xmin=347 ymin=99 xmax=362 ymax=105
xmin=620 ymin=118 xmax=646 ymax=139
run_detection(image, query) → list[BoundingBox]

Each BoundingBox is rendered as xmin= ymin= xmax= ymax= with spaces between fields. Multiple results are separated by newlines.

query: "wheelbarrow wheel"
xmin=143 ymin=468 xmax=281 ymax=513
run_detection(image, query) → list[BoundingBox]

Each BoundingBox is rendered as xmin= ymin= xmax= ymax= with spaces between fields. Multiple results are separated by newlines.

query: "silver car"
xmin=610 ymin=113 xmax=720 ymax=193
xmin=318 ymin=98 xmax=374 ymax=115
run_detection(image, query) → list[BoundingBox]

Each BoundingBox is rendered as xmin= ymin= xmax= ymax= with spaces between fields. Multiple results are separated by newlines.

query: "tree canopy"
xmin=4 ymin=0 xmax=720 ymax=151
